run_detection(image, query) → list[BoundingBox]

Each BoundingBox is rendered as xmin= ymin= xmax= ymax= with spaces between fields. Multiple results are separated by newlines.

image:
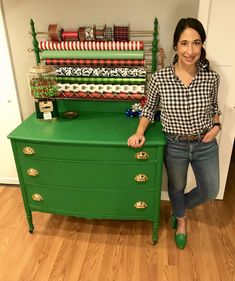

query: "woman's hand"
xmin=127 ymin=133 xmax=145 ymax=148
xmin=202 ymin=126 xmax=220 ymax=143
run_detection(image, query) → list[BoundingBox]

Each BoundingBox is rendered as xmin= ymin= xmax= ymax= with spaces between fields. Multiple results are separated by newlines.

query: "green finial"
xmin=30 ymin=19 xmax=40 ymax=65
xmin=151 ymin=17 xmax=159 ymax=73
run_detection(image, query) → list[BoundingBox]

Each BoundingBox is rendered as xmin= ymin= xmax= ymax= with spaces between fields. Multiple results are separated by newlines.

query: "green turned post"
xmin=151 ymin=17 xmax=159 ymax=73
xmin=152 ymin=222 xmax=158 ymax=244
xmin=30 ymin=19 xmax=40 ymax=65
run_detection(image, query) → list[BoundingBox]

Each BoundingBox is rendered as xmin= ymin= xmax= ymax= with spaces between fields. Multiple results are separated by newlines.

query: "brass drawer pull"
xmin=134 ymin=201 xmax=148 ymax=209
xmin=23 ymin=147 xmax=35 ymax=155
xmin=32 ymin=193 xmax=43 ymax=201
xmin=27 ymin=168 xmax=39 ymax=177
xmin=135 ymin=151 xmax=149 ymax=160
xmin=135 ymin=174 xmax=148 ymax=182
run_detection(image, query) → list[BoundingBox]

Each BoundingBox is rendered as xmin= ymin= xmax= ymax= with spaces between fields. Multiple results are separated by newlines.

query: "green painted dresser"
xmin=8 ymin=100 xmax=165 ymax=244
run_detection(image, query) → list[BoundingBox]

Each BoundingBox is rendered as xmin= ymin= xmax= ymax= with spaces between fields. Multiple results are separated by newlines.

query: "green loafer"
xmin=175 ymin=233 xmax=187 ymax=249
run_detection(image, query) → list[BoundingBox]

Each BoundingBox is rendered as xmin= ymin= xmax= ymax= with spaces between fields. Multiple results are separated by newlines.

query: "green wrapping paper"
xmin=56 ymin=76 xmax=146 ymax=85
xmin=41 ymin=50 xmax=144 ymax=60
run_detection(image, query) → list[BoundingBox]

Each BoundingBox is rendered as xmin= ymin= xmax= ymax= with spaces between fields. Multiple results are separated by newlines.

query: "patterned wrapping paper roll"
xmin=54 ymin=66 xmax=147 ymax=78
xmin=113 ymin=26 xmax=129 ymax=41
xmin=57 ymin=83 xmax=145 ymax=93
xmin=39 ymin=41 xmax=144 ymax=51
xmin=56 ymin=76 xmax=146 ymax=84
xmin=41 ymin=50 xmax=144 ymax=60
xmin=45 ymin=58 xmax=146 ymax=67
xmin=61 ymin=31 xmax=79 ymax=41
xmin=57 ymin=91 xmax=145 ymax=100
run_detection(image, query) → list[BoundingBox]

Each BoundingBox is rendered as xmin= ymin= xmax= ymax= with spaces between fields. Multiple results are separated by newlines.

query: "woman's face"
xmin=176 ymin=27 xmax=202 ymax=67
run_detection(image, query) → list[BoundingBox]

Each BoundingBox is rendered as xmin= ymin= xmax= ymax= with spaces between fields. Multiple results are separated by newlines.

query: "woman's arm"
xmin=127 ymin=116 xmax=150 ymax=148
xmin=202 ymin=115 xmax=221 ymax=143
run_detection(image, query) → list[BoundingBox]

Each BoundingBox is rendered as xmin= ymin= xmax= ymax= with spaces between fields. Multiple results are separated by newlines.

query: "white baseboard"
xmin=0 ymin=177 xmax=19 ymax=185
xmin=161 ymin=190 xmax=170 ymax=201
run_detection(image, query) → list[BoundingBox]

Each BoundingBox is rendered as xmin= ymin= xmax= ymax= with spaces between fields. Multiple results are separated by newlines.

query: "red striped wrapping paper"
xmin=45 ymin=58 xmax=145 ymax=67
xmin=39 ymin=40 xmax=144 ymax=51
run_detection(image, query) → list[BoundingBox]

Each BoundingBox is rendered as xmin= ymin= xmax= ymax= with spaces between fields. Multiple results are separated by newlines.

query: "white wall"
xmin=0 ymin=0 xmax=21 ymax=184
xmin=198 ymin=0 xmax=235 ymax=198
xmin=3 ymin=0 xmax=198 ymax=119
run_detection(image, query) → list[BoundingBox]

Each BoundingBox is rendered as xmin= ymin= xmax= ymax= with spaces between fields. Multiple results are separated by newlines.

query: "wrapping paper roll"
xmin=55 ymin=66 xmax=147 ymax=78
xmin=41 ymin=50 xmax=144 ymax=60
xmin=56 ymin=76 xmax=146 ymax=84
xmin=39 ymin=41 xmax=144 ymax=51
xmin=45 ymin=58 xmax=145 ymax=67
xmin=57 ymin=91 xmax=145 ymax=100
xmin=61 ymin=31 xmax=79 ymax=41
xmin=57 ymin=83 xmax=145 ymax=93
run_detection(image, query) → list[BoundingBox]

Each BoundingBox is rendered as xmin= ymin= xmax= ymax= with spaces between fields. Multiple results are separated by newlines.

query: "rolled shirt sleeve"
xmin=211 ymin=73 xmax=221 ymax=116
xmin=141 ymin=74 xmax=160 ymax=122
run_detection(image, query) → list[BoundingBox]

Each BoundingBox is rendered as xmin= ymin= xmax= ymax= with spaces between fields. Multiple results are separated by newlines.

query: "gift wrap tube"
xmin=41 ymin=50 xmax=144 ymax=60
xmin=57 ymin=83 xmax=145 ymax=93
xmin=57 ymin=91 xmax=145 ymax=100
xmin=56 ymin=76 xmax=146 ymax=84
xmin=45 ymin=58 xmax=146 ymax=67
xmin=54 ymin=66 xmax=147 ymax=78
xmin=39 ymin=41 xmax=144 ymax=51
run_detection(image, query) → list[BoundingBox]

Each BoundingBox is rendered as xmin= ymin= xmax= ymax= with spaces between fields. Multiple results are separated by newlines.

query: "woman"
xmin=127 ymin=18 xmax=221 ymax=249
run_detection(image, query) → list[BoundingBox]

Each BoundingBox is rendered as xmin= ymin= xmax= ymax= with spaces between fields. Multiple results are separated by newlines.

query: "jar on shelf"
xmin=28 ymin=64 xmax=57 ymax=99
xmin=28 ymin=64 xmax=59 ymax=120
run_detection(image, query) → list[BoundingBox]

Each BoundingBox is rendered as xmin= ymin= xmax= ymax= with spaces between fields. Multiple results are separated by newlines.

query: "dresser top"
xmin=8 ymin=112 xmax=164 ymax=147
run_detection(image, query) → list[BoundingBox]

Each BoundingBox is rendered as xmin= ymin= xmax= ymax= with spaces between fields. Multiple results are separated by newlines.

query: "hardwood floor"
xmin=0 ymin=150 xmax=234 ymax=281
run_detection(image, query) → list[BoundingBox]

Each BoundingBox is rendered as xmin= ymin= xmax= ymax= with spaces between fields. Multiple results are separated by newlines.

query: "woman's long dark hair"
xmin=173 ymin=17 xmax=209 ymax=68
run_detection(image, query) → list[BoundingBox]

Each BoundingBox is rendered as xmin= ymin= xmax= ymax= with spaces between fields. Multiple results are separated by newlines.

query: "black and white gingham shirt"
xmin=141 ymin=61 xmax=221 ymax=135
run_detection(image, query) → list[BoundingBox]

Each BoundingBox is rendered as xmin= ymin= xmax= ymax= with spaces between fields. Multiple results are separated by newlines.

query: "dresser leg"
xmin=152 ymin=222 xmax=158 ymax=244
xmin=26 ymin=212 xmax=34 ymax=233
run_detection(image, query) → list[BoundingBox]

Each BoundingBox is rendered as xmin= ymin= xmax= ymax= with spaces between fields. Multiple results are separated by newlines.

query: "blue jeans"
xmin=164 ymin=134 xmax=219 ymax=218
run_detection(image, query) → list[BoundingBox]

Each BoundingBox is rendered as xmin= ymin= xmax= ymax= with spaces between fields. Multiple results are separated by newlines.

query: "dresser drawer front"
xmin=20 ymin=159 xmax=158 ymax=190
xmin=16 ymin=142 xmax=158 ymax=162
xmin=27 ymin=185 xmax=154 ymax=219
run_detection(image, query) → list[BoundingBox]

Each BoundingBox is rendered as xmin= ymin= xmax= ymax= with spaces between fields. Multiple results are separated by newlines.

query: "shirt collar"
xmin=171 ymin=59 xmax=209 ymax=76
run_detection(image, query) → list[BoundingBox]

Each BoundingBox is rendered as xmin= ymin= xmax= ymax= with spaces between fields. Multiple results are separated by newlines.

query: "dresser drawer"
xmin=20 ymin=158 xmax=158 ymax=190
xmin=16 ymin=142 xmax=157 ymax=162
xmin=26 ymin=185 xmax=155 ymax=219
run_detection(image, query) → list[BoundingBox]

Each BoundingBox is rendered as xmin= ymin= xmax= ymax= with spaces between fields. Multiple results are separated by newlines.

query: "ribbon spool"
xmin=113 ymin=25 xmax=129 ymax=41
xmin=78 ymin=27 xmax=86 ymax=41
xmin=61 ymin=31 xmax=79 ymax=41
xmin=95 ymin=25 xmax=106 ymax=41
xmin=84 ymin=25 xmax=96 ymax=41
xmin=48 ymin=24 xmax=63 ymax=41
xmin=105 ymin=26 xmax=113 ymax=41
